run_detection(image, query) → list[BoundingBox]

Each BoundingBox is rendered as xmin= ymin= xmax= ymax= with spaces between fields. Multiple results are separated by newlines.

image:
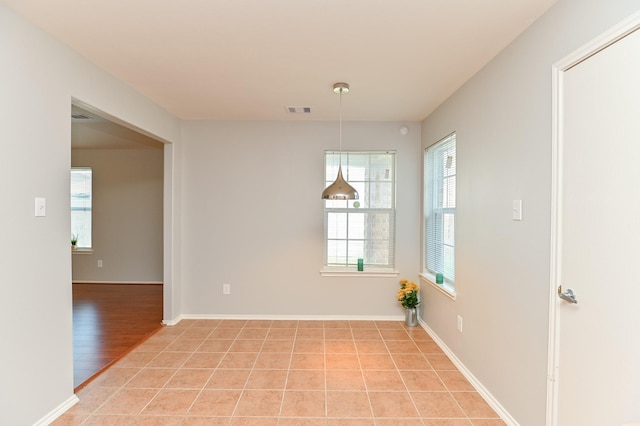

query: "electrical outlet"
xmin=97 ymin=259 xmax=103 ymax=268
xmin=223 ymin=283 xmax=231 ymax=295
xmin=457 ymin=315 xmax=463 ymax=333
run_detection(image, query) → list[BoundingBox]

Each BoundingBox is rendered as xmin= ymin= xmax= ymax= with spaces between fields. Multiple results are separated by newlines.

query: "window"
xmin=324 ymin=151 xmax=396 ymax=271
xmin=424 ymin=133 xmax=456 ymax=285
xmin=71 ymin=167 xmax=92 ymax=249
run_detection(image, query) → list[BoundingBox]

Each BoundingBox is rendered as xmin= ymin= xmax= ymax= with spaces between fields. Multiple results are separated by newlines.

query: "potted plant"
xmin=397 ymin=279 xmax=420 ymax=326
xmin=71 ymin=234 xmax=78 ymax=250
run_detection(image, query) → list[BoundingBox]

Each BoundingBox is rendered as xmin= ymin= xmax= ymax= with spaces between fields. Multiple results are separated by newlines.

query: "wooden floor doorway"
xmin=72 ymin=283 xmax=163 ymax=389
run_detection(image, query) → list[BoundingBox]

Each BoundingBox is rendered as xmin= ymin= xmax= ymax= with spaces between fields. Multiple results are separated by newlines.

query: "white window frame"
xmin=71 ymin=167 xmax=93 ymax=250
xmin=422 ymin=133 xmax=456 ymax=297
xmin=321 ymin=151 xmax=398 ymax=277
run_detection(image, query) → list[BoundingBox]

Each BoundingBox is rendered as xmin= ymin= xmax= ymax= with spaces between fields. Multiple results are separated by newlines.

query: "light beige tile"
xmin=327 ymin=419 xmax=375 ymax=426
xmin=205 ymin=369 xmax=250 ymax=389
xmin=358 ymin=354 xmax=395 ymax=370
xmin=326 ymin=353 xmax=359 ymax=370
xmin=245 ymin=369 xmax=288 ymax=389
xmin=351 ymin=330 xmax=383 ymax=341
xmin=197 ymin=339 xmax=233 ymax=352
xmin=91 ymin=367 xmax=139 ymax=387
xmin=230 ymin=417 xmax=279 ymax=425
xmin=349 ymin=320 xmax=377 ymax=329
xmin=182 ymin=352 xmax=223 ymax=369
xmin=438 ymin=370 xmax=475 ymax=391
xmin=425 ymin=354 xmax=457 ymax=370
xmin=290 ymin=353 xmax=325 ymax=369
xmin=324 ymin=329 xmax=353 ymax=340
xmin=392 ymin=353 xmax=433 ymax=370
xmin=260 ymin=339 xmax=294 ymax=353
xmin=270 ymin=320 xmax=299 ymax=328
xmin=234 ymin=390 xmax=283 ymax=416
xmin=326 ymin=370 xmax=366 ymax=391
xmin=81 ymin=415 xmax=136 ymax=425
xmin=325 ymin=340 xmax=357 ymax=353
xmin=293 ymin=340 xmax=324 ymax=353
xmin=164 ymin=368 xmax=213 ymax=389
xmin=237 ymin=328 xmax=269 ymax=339
xmin=384 ymin=340 xmax=421 ymax=354
xmin=280 ymin=391 xmax=326 ymax=417
xmin=280 ymin=418 xmax=326 ymax=426
xmin=188 ymin=390 xmax=241 ymax=416
xmin=126 ymin=368 xmax=176 ymax=389
xmin=410 ymin=391 xmax=466 ymax=417
xmin=286 ymin=369 xmax=325 ymax=390
xmin=451 ymin=392 xmax=500 ymax=419
xmin=96 ymin=388 xmax=158 ymax=415
xmin=218 ymin=352 xmax=258 ymax=369
xmin=267 ymin=328 xmax=297 ymax=339
xmin=400 ymin=370 xmax=447 ymax=391
xmin=228 ymin=339 xmax=263 ymax=352
xmin=368 ymin=391 xmax=419 ymax=418
xmin=362 ymin=370 xmax=406 ymax=391
xmin=254 ymin=352 xmax=292 ymax=369
xmin=296 ymin=328 xmax=324 ymax=339
xmin=147 ymin=352 xmax=190 ymax=369
xmin=326 ymin=391 xmax=372 ymax=417
xmin=142 ymin=389 xmax=199 ymax=415
xmin=324 ymin=320 xmax=350 ymax=328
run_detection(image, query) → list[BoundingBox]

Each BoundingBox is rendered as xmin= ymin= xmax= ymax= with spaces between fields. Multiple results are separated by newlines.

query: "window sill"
xmin=321 ymin=267 xmax=399 ymax=277
xmin=72 ymin=248 xmax=93 ymax=255
xmin=420 ymin=273 xmax=456 ymax=300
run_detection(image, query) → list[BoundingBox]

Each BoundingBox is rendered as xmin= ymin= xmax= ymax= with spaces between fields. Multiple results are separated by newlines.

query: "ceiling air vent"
xmin=286 ymin=106 xmax=312 ymax=114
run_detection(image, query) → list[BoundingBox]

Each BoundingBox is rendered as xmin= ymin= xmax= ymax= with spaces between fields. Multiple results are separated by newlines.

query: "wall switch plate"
xmin=223 ymin=283 xmax=231 ymax=295
xmin=97 ymin=259 xmax=103 ymax=268
xmin=457 ymin=315 xmax=463 ymax=333
xmin=512 ymin=200 xmax=523 ymax=221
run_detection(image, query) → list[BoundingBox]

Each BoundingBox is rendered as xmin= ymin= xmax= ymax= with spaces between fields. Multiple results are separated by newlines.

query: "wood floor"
xmin=73 ymin=283 xmax=163 ymax=389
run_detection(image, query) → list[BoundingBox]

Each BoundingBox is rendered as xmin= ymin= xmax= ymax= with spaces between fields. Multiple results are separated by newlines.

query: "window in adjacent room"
xmin=323 ymin=151 xmax=396 ymax=271
xmin=71 ymin=167 xmax=92 ymax=249
xmin=424 ymin=133 xmax=456 ymax=288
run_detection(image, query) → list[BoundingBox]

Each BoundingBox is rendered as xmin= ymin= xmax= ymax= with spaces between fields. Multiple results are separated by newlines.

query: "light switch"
xmin=512 ymin=200 xmax=523 ymax=221
xmin=35 ymin=197 xmax=46 ymax=217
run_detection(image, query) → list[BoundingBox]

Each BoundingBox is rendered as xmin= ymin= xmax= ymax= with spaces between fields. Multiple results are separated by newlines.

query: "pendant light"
xmin=321 ymin=82 xmax=359 ymax=200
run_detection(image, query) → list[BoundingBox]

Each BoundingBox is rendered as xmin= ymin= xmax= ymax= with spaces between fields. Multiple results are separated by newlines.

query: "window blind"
xmin=424 ymin=134 xmax=456 ymax=281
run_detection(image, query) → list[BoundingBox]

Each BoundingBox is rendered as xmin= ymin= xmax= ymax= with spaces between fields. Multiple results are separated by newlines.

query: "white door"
xmin=552 ymin=21 xmax=640 ymax=426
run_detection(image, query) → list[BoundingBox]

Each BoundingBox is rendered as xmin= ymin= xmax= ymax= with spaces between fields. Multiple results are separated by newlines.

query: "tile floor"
xmin=53 ymin=319 xmax=506 ymax=425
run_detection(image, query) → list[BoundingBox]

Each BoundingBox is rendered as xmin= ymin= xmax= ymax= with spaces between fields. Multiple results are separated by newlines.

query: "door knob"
xmin=558 ymin=286 xmax=578 ymax=304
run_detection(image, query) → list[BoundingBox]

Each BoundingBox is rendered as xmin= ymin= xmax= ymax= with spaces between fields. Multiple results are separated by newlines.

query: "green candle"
xmin=357 ymin=258 xmax=364 ymax=271
xmin=436 ymin=273 xmax=444 ymax=284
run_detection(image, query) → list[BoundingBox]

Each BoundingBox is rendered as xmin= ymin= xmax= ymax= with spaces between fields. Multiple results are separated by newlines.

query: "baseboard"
xmin=164 ymin=314 xmax=405 ymax=325
xmin=33 ymin=394 xmax=79 ymax=426
xmin=72 ymin=281 xmax=163 ymax=285
xmin=418 ymin=318 xmax=519 ymax=426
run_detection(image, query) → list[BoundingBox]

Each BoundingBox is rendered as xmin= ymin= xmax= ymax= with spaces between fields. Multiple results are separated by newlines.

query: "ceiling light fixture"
xmin=321 ymin=82 xmax=359 ymax=200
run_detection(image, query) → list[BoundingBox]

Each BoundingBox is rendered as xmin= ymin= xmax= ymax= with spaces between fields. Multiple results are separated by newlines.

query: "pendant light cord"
xmin=339 ymin=88 xmax=343 ymax=168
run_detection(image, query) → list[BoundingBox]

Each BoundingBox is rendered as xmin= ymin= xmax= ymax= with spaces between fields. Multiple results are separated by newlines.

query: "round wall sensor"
xmin=400 ymin=126 xmax=409 ymax=136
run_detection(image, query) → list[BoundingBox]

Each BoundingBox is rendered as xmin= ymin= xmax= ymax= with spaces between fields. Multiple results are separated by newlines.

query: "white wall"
xmin=420 ymin=0 xmax=640 ymax=425
xmin=181 ymin=120 xmax=421 ymax=316
xmin=0 ymin=4 xmax=181 ymax=425
xmin=72 ymin=148 xmax=164 ymax=283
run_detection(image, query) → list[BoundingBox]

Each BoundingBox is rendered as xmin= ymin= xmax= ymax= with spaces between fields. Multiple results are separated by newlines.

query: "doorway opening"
xmin=70 ymin=102 xmax=168 ymax=389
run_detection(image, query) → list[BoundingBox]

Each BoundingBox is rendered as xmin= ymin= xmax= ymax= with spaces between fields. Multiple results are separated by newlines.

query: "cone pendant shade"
xmin=322 ymin=165 xmax=359 ymax=200
xmin=322 ymin=82 xmax=359 ymax=200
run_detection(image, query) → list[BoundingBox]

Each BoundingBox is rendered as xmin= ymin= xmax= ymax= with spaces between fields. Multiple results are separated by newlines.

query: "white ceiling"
xmin=5 ymin=0 xmax=557 ymax=122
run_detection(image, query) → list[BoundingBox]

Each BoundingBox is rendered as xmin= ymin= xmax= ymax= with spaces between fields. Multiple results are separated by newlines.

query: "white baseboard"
xmin=418 ymin=318 xmax=519 ymax=426
xmin=164 ymin=314 xmax=405 ymax=325
xmin=33 ymin=394 xmax=79 ymax=426
xmin=72 ymin=280 xmax=163 ymax=285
